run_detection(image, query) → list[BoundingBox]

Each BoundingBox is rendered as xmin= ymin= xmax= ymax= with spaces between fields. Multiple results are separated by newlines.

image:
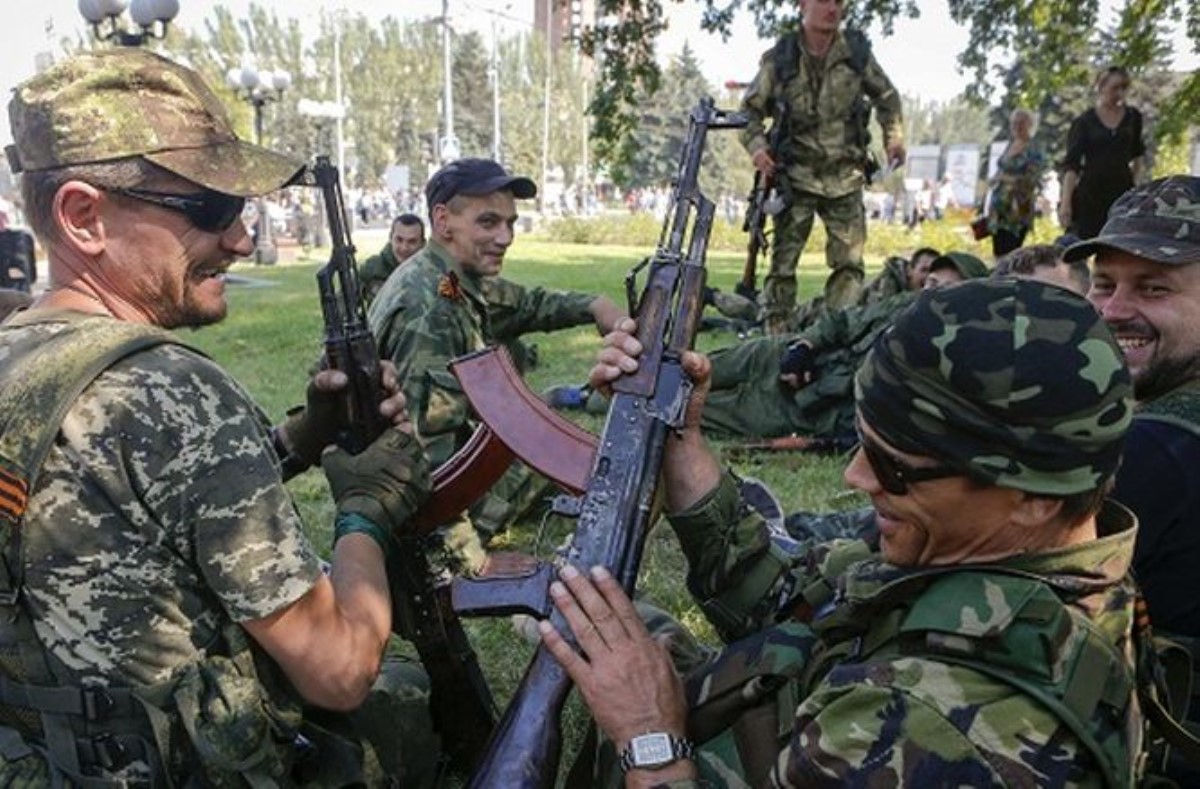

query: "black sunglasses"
xmin=855 ymin=425 xmax=962 ymax=496
xmin=105 ymin=187 xmax=247 ymax=233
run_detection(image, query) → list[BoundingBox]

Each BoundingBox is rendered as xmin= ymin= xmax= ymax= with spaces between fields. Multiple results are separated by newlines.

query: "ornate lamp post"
xmin=77 ymin=0 xmax=180 ymax=47
xmin=226 ymin=64 xmax=291 ymax=265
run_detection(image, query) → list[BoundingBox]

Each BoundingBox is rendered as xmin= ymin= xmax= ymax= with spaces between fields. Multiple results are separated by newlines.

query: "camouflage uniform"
xmin=0 ymin=49 xmax=439 ymax=785
xmin=701 ymin=290 xmax=916 ymax=439
xmin=0 ymin=315 xmax=439 ymax=785
xmin=368 ymin=239 xmax=598 ymax=553
xmin=740 ymin=30 xmax=904 ymax=328
xmin=359 ymin=240 xmax=401 ymax=309
xmin=788 ymin=254 xmax=909 ymax=331
xmin=657 ymin=478 xmax=1142 ymax=788
xmin=640 ymin=280 xmax=1140 ymax=787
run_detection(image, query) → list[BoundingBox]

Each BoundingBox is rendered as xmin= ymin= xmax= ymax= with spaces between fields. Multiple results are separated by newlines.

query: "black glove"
xmin=279 ymin=377 xmax=343 ymax=471
xmin=322 ymin=429 xmax=431 ymax=535
xmin=779 ymin=341 xmax=816 ymax=382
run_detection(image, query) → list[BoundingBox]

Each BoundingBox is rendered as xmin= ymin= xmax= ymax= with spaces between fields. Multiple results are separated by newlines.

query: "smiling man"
xmin=0 ymin=48 xmax=440 ymax=784
xmin=542 ymin=279 xmax=1142 ymax=787
xmin=1065 ymin=175 xmax=1200 ymax=783
xmin=368 ymin=158 xmax=624 ymax=563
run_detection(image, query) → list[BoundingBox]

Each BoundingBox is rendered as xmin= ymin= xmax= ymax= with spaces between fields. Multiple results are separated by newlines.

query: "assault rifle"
xmin=308 ymin=157 xmax=497 ymax=776
xmin=738 ymin=93 xmax=789 ymax=302
xmin=448 ymin=97 xmax=746 ymax=789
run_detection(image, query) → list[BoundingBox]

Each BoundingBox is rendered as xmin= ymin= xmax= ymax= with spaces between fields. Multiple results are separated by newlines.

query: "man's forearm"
xmin=663 ymin=426 xmax=723 ymax=514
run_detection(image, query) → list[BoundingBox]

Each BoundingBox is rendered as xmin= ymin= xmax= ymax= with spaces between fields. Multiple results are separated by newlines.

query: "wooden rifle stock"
xmin=458 ymin=97 xmax=748 ymax=789
xmin=408 ymin=346 xmax=598 ymax=534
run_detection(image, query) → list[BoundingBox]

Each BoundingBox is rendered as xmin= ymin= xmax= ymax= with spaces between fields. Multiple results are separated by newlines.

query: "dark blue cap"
xmin=425 ymin=158 xmax=537 ymax=213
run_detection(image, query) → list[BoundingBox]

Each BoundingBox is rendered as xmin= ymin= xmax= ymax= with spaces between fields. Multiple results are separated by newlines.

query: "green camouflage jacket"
xmin=664 ymin=474 xmax=1141 ymax=788
xmin=367 ymin=240 xmax=597 ymax=465
xmin=789 ymin=289 xmax=915 ymax=434
xmin=740 ymin=30 xmax=904 ymax=198
xmin=359 ymin=241 xmax=401 ymax=309
xmin=790 ymin=256 xmax=909 ymax=331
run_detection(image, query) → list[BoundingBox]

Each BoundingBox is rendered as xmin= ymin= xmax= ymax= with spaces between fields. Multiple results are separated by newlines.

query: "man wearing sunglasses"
xmin=0 ymin=49 xmax=440 ymax=785
xmin=540 ymin=279 xmax=1144 ymax=786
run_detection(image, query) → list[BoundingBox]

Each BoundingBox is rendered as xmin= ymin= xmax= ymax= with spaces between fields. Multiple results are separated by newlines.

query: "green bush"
xmin=539 ymin=207 xmax=1025 ymax=266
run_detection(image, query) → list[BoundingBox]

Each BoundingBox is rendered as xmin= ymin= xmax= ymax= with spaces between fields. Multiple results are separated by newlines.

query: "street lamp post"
xmin=78 ymin=0 xmax=180 ymax=47
xmin=226 ymin=64 xmax=291 ymax=265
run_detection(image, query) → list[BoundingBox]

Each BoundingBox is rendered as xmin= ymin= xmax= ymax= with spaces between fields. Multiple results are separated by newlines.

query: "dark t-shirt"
xmin=1061 ymin=106 xmax=1146 ymax=239
xmin=1113 ymin=417 xmax=1200 ymax=639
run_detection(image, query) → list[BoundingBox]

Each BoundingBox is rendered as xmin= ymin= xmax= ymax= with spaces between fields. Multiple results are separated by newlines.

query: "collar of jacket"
xmin=423 ymin=238 xmax=487 ymax=305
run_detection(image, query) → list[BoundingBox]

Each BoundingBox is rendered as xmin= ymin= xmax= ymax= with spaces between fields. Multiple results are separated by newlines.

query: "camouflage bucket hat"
xmin=1064 ymin=175 xmax=1200 ymax=265
xmin=6 ymin=49 xmax=303 ymax=197
xmin=855 ymin=279 xmax=1133 ymax=495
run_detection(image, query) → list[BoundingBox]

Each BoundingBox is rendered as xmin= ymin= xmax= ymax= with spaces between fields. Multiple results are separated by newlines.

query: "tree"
xmin=582 ymin=0 xmax=1199 ymax=170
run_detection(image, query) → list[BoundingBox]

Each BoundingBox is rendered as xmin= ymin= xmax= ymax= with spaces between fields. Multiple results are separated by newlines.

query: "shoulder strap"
xmin=772 ymin=33 xmax=800 ymax=89
xmin=842 ymin=29 xmax=871 ymax=75
xmin=0 ymin=316 xmax=195 ymax=595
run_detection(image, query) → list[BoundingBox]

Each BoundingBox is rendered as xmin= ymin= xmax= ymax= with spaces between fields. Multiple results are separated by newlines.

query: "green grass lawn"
xmin=184 ymin=229 xmax=887 ymax=782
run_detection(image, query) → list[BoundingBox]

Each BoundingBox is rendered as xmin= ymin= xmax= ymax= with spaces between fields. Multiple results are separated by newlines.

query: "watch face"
xmin=632 ymin=733 xmax=674 ymax=766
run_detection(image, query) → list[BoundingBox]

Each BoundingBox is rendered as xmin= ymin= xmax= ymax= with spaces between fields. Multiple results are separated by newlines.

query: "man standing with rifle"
xmin=741 ymin=0 xmax=905 ymax=334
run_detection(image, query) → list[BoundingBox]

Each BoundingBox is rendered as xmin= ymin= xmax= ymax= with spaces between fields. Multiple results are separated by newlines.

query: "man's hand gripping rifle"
xmin=447 ymin=97 xmax=746 ymax=789
xmin=738 ymin=95 xmax=790 ymax=302
xmin=308 ymin=157 xmax=497 ymax=776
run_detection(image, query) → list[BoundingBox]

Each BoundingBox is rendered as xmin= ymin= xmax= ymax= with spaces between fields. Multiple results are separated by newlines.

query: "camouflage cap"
xmin=6 ymin=48 xmax=303 ymax=197
xmin=855 ymin=279 xmax=1132 ymax=495
xmin=1064 ymin=175 xmax=1200 ymax=265
xmin=928 ymin=251 xmax=990 ymax=281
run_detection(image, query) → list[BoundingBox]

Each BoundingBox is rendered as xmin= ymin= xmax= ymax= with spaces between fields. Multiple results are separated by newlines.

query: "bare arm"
xmin=243 ymin=536 xmax=390 ymax=710
xmin=588 ymin=294 xmax=628 ymax=335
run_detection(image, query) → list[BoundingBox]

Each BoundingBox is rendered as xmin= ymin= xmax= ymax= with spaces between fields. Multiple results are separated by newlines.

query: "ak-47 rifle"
xmin=308 ymin=157 xmax=497 ymax=776
xmin=737 ymin=89 xmax=790 ymax=302
xmin=447 ymin=98 xmax=746 ymax=789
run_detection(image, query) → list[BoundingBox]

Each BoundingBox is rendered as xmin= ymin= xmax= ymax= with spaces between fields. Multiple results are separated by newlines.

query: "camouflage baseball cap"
xmin=1064 ymin=175 xmax=1200 ymax=265
xmin=928 ymin=251 xmax=990 ymax=280
xmin=6 ymin=48 xmax=303 ymax=197
xmin=425 ymin=158 xmax=537 ymax=213
xmin=856 ymin=279 xmax=1132 ymax=495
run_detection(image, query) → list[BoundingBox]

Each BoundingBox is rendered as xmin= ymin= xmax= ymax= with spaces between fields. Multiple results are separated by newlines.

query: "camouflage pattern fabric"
xmin=1064 ymin=175 xmax=1200 ymax=266
xmin=764 ymin=187 xmax=867 ymax=322
xmin=368 ymin=240 xmax=597 ymax=556
xmin=857 ymin=279 xmax=1133 ymax=494
xmin=0 ymin=315 xmax=441 ymax=784
xmin=6 ymin=48 xmax=302 ymax=197
xmin=359 ymin=241 xmax=401 ymax=310
xmin=740 ymin=30 xmax=904 ymax=325
xmin=789 ymin=254 xmax=909 ymax=333
xmin=701 ymin=290 xmax=916 ymax=439
xmin=664 ymin=474 xmax=1142 ymax=787
xmin=0 ymin=318 xmax=323 ymax=687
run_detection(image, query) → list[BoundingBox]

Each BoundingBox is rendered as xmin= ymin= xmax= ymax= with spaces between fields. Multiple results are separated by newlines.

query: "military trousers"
xmin=764 ymin=188 xmax=866 ymax=334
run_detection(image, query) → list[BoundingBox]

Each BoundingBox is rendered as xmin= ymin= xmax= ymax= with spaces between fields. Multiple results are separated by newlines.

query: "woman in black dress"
xmin=1058 ymin=66 xmax=1146 ymax=239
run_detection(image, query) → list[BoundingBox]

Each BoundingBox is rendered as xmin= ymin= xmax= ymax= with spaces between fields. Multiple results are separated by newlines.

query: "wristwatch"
xmin=618 ymin=732 xmax=695 ymax=773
